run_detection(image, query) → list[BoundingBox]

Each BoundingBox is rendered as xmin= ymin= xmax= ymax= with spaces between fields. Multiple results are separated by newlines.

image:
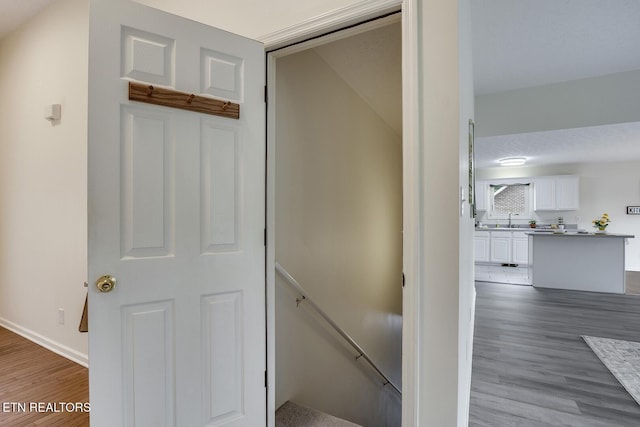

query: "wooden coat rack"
xmin=128 ymin=82 xmax=240 ymax=119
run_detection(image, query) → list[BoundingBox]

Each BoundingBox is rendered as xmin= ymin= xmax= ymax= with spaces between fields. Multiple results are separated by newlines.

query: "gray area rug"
xmin=582 ymin=335 xmax=640 ymax=405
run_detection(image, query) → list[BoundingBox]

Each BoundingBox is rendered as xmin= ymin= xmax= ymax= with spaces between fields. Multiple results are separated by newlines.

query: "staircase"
xmin=275 ymin=401 xmax=362 ymax=427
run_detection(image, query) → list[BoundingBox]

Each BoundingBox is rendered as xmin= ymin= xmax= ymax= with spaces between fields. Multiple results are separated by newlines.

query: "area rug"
xmin=582 ymin=335 xmax=640 ymax=405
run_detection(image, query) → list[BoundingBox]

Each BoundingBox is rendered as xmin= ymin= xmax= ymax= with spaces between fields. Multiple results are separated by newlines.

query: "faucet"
xmin=508 ymin=212 xmax=513 ymax=228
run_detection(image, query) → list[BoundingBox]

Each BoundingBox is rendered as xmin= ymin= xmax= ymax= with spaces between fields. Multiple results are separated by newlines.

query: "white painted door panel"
xmin=475 ymin=181 xmax=487 ymax=211
xmin=534 ymin=177 xmax=555 ymax=210
xmin=87 ymin=1 xmax=265 ymax=426
xmin=474 ymin=232 xmax=490 ymax=262
xmin=556 ymin=175 xmax=579 ymax=210
xmin=512 ymin=237 xmax=529 ymax=265
xmin=490 ymin=235 xmax=511 ymax=264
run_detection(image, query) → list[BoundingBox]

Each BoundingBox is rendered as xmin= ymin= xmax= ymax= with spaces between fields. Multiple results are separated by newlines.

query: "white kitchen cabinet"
xmin=533 ymin=177 xmax=556 ymax=210
xmin=512 ymin=231 xmax=529 ymax=265
xmin=475 ymin=230 xmax=531 ymax=284
xmin=475 ymin=180 xmax=487 ymax=211
xmin=534 ymin=175 xmax=579 ymax=211
xmin=555 ymin=175 xmax=580 ymax=210
xmin=490 ymin=233 xmax=511 ymax=264
xmin=474 ymin=231 xmax=490 ymax=262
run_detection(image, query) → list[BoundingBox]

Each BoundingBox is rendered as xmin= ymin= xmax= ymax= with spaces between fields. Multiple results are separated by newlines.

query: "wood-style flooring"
xmin=469 ymin=282 xmax=640 ymax=426
xmin=0 ymin=327 xmax=89 ymax=426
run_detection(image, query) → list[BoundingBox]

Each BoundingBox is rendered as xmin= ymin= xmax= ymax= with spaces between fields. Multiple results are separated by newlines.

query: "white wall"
xmin=0 ymin=0 xmax=88 ymax=363
xmin=275 ymin=48 xmax=402 ymax=426
xmin=475 ymin=70 xmax=640 ymax=138
xmin=477 ymin=161 xmax=640 ymax=271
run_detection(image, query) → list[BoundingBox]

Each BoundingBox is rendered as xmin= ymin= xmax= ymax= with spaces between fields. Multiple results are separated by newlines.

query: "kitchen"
xmin=470 ymin=3 xmax=640 ymax=426
xmin=471 ymin=3 xmax=640 ymax=294
xmin=473 ymin=171 xmax=637 ymax=293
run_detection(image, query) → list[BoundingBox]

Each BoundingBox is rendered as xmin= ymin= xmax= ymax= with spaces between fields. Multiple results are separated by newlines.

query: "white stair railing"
xmin=275 ymin=262 xmax=401 ymax=395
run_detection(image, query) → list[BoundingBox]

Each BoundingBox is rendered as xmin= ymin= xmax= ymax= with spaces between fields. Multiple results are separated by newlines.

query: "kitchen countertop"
xmin=526 ymin=231 xmax=634 ymax=238
xmin=475 ymin=227 xmax=574 ymax=232
xmin=475 ymin=227 xmax=537 ymax=231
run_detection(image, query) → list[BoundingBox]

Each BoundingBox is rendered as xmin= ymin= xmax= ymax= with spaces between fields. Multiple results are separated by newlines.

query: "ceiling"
xmin=472 ymin=0 xmax=640 ymax=169
xmin=0 ymin=0 xmax=53 ymax=39
xmin=314 ymin=22 xmax=402 ymax=136
xmin=3 ymin=0 xmax=640 ymax=169
xmin=471 ymin=0 xmax=640 ymax=96
xmin=475 ymin=122 xmax=640 ymax=169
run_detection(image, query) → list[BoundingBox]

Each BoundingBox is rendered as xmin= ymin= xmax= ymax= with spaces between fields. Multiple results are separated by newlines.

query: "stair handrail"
xmin=275 ymin=262 xmax=402 ymax=395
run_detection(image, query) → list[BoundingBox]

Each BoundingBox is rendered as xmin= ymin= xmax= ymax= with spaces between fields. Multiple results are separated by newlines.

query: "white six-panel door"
xmin=87 ymin=1 xmax=265 ymax=425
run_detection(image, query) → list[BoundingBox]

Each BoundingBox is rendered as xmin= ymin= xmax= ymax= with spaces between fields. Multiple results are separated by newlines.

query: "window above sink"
xmin=487 ymin=181 xmax=533 ymax=220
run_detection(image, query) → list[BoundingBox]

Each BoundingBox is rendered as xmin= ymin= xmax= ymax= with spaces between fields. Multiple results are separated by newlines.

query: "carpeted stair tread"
xmin=275 ymin=401 xmax=362 ymax=427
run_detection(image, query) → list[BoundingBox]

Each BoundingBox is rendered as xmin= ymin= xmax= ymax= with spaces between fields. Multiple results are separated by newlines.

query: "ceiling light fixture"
xmin=498 ymin=157 xmax=526 ymax=167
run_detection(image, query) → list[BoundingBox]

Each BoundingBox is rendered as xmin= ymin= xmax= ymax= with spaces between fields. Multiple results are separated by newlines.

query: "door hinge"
xmin=264 ymin=228 xmax=267 ymax=247
xmin=265 ymin=370 xmax=268 ymax=388
xmin=264 ymin=85 xmax=268 ymax=103
xmin=402 ymin=272 xmax=405 ymax=288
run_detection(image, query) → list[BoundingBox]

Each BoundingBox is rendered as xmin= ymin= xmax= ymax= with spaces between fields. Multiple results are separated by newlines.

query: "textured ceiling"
xmin=314 ymin=22 xmax=402 ymax=136
xmin=475 ymin=122 xmax=640 ymax=169
xmin=471 ymin=0 xmax=640 ymax=95
xmin=471 ymin=0 xmax=640 ymax=169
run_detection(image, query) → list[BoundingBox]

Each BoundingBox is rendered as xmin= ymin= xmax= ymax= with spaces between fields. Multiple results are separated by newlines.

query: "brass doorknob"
xmin=96 ymin=275 xmax=117 ymax=293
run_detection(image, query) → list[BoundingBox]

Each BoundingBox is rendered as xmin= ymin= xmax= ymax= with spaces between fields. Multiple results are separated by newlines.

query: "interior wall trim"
xmin=264 ymin=1 xmax=421 ymax=425
xmin=400 ymin=0 xmax=419 ymax=425
xmin=258 ymin=0 xmax=402 ymax=50
xmin=0 ymin=317 xmax=88 ymax=367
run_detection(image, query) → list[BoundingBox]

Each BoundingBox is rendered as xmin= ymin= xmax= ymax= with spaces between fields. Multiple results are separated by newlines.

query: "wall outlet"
xmin=58 ymin=308 xmax=64 ymax=325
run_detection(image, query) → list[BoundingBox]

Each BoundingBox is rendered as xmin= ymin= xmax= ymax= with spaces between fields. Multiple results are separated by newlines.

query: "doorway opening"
xmin=267 ymin=14 xmax=403 ymax=427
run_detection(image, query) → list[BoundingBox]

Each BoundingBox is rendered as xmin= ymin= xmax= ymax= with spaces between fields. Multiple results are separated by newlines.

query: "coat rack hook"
xmin=187 ymin=94 xmax=195 ymax=104
xmin=147 ymin=85 xmax=154 ymax=96
xmin=221 ymin=101 xmax=231 ymax=111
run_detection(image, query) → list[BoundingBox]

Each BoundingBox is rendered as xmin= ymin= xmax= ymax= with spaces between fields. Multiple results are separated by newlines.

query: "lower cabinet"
xmin=490 ymin=233 xmax=511 ymax=263
xmin=512 ymin=232 xmax=529 ymax=265
xmin=474 ymin=231 xmax=490 ymax=262
xmin=475 ymin=230 xmax=530 ymax=284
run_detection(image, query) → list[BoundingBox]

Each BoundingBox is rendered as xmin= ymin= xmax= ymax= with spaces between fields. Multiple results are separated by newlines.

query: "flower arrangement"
xmin=592 ymin=213 xmax=611 ymax=231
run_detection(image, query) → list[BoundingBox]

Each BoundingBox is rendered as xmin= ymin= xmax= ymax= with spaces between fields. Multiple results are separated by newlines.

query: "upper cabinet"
xmin=555 ymin=175 xmax=580 ymax=210
xmin=533 ymin=177 xmax=555 ymax=210
xmin=475 ymin=180 xmax=488 ymax=211
xmin=534 ymin=175 xmax=579 ymax=211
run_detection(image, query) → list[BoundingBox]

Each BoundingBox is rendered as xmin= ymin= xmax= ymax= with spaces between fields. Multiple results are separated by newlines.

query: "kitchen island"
xmin=528 ymin=232 xmax=634 ymax=294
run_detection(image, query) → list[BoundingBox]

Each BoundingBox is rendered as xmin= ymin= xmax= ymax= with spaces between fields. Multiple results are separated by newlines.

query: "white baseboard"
xmin=0 ymin=317 xmax=88 ymax=368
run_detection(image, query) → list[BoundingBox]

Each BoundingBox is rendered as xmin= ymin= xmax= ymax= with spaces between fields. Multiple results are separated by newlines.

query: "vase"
xmin=595 ymin=226 xmax=607 ymax=234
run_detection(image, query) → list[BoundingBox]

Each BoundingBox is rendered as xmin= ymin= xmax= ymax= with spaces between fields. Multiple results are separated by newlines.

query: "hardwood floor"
xmin=0 ymin=327 xmax=89 ymax=426
xmin=470 ymin=282 xmax=640 ymax=426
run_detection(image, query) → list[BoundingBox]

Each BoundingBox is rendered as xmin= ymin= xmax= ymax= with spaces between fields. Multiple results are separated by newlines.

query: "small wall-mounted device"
xmin=44 ymin=104 xmax=61 ymax=121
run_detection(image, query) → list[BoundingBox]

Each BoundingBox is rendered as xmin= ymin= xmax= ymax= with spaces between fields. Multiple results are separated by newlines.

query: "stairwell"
xmin=275 ymin=401 xmax=363 ymax=427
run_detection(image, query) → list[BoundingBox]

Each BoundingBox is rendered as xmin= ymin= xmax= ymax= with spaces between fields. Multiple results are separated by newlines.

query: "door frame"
xmin=264 ymin=1 xmax=420 ymax=425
